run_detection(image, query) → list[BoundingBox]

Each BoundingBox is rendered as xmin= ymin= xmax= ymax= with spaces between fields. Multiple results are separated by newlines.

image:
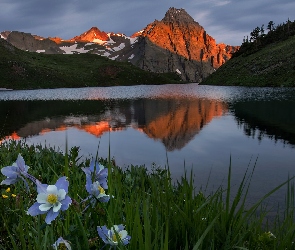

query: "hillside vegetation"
xmin=202 ymin=19 xmax=295 ymax=87
xmin=0 ymin=39 xmax=182 ymax=90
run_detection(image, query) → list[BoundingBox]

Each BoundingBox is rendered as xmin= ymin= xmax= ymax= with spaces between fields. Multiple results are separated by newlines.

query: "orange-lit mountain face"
xmin=70 ymin=27 xmax=110 ymax=43
xmin=0 ymin=7 xmax=239 ymax=82
xmin=131 ymin=7 xmax=239 ymax=81
xmin=136 ymin=7 xmax=237 ymax=68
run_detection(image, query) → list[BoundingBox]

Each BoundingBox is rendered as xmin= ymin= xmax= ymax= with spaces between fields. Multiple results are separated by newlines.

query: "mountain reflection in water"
xmin=1 ymin=85 xmax=295 ymax=209
xmin=1 ymin=98 xmax=228 ymax=152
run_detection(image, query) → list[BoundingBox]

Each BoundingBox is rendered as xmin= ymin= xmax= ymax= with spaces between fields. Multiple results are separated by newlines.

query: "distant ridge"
xmin=0 ymin=7 xmax=239 ymax=82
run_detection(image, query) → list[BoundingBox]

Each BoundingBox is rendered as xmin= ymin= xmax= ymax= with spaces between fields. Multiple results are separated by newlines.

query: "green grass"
xmin=0 ymin=140 xmax=295 ymax=249
xmin=0 ymin=39 xmax=183 ymax=90
xmin=202 ymin=36 xmax=295 ymax=87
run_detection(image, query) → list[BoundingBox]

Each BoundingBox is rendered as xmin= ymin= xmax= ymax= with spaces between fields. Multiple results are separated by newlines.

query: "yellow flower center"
xmin=11 ymin=194 xmax=17 ymax=198
xmin=2 ymin=194 xmax=8 ymax=199
xmin=58 ymin=243 xmax=67 ymax=250
xmin=98 ymin=186 xmax=105 ymax=194
xmin=6 ymin=188 xmax=10 ymax=193
xmin=112 ymin=234 xmax=118 ymax=242
xmin=47 ymin=194 xmax=58 ymax=204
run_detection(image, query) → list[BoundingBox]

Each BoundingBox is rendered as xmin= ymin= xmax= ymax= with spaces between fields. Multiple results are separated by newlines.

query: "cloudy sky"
xmin=1 ymin=0 xmax=294 ymax=46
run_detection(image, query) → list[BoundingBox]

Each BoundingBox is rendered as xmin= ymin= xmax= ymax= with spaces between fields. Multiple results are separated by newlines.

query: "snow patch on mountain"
xmin=109 ymin=55 xmax=119 ymax=60
xmin=60 ymin=44 xmax=91 ymax=54
xmin=103 ymin=51 xmax=111 ymax=57
xmin=129 ymin=37 xmax=138 ymax=45
xmin=0 ymin=31 xmax=11 ymax=40
xmin=93 ymin=38 xmax=107 ymax=45
xmin=112 ymin=43 xmax=125 ymax=51
xmin=176 ymin=69 xmax=182 ymax=74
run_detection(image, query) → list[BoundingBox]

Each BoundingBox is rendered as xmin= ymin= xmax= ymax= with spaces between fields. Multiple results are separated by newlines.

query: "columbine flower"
xmin=97 ymin=225 xmax=131 ymax=246
xmin=2 ymin=194 xmax=8 ymax=199
xmin=87 ymin=180 xmax=110 ymax=204
xmin=27 ymin=176 xmax=72 ymax=224
xmin=82 ymin=161 xmax=108 ymax=190
xmin=82 ymin=161 xmax=109 ymax=206
xmin=52 ymin=237 xmax=71 ymax=250
xmin=0 ymin=154 xmax=37 ymax=189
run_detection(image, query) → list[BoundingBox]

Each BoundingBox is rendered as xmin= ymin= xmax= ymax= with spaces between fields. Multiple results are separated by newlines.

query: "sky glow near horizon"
xmin=0 ymin=0 xmax=295 ymax=46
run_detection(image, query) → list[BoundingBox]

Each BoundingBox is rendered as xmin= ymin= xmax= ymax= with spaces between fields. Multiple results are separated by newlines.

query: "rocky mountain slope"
xmin=0 ymin=7 xmax=239 ymax=82
xmin=131 ymin=7 xmax=238 ymax=82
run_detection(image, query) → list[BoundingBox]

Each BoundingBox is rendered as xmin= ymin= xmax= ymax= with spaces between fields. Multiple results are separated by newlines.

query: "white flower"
xmin=37 ymin=185 xmax=66 ymax=212
xmin=27 ymin=177 xmax=72 ymax=224
xmin=90 ymin=181 xmax=110 ymax=202
xmin=97 ymin=224 xmax=131 ymax=246
xmin=52 ymin=237 xmax=71 ymax=250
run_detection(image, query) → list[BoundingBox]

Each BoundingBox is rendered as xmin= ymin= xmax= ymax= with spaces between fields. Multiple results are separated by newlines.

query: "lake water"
xmin=1 ymin=84 xmax=295 ymax=207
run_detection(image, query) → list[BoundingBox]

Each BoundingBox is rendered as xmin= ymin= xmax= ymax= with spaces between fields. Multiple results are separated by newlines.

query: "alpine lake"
xmin=1 ymin=83 xmax=295 ymax=208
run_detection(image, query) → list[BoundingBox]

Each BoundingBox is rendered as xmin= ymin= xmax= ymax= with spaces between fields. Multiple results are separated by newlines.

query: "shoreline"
xmin=0 ymin=88 xmax=13 ymax=91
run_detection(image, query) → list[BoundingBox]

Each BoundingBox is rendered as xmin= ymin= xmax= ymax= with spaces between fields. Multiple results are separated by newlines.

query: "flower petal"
xmin=37 ymin=193 xmax=49 ymax=203
xmin=116 ymin=224 xmax=124 ymax=231
xmin=1 ymin=178 xmax=18 ymax=185
xmin=39 ymin=203 xmax=52 ymax=211
xmin=89 ymin=161 xmax=95 ymax=172
xmin=97 ymin=226 xmax=109 ymax=244
xmin=55 ymin=176 xmax=69 ymax=193
xmin=45 ymin=209 xmax=59 ymax=224
xmin=16 ymin=154 xmax=29 ymax=172
xmin=60 ymin=196 xmax=72 ymax=211
xmin=57 ymin=189 xmax=66 ymax=200
xmin=1 ymin=166 xmax=19 ymax=178
xmin=47 ymin=185 xmax=58 ymax=194
xmin=119 ymin=230 xmax=128 ymax=240
xmin=52 ymin=202 xmax=62 ymax=212
xmin=81 ymin=167 xmax=91 ymax=176
xmin=122 ymin=235 xmax=131 ymax=245
xmin=36 ymin=182 xmax=48 ymax=194
xmin=27 ymin=203 xmax=47 ymax=216
xmin=85 ymin=175 xmax=92 ymax=193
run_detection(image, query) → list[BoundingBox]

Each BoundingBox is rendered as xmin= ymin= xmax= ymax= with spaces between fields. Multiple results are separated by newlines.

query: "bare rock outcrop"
xmin=131 ymin=7 xmax=239 ymax=82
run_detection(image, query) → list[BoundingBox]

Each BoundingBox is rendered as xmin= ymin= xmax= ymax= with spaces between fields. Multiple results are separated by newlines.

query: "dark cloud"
xmin=1 ymin=0 xmax=294 ymax=45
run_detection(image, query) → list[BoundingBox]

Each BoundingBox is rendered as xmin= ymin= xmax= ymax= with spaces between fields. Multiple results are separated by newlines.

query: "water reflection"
xmin=141 ymin=99 xmax=227 ymax=150
xmin=0 ymin=98 xmax=228 ymax=151
xmin=1 ymin=85 xmax=295 ymax=208
xmin=232 ymin=100 xmax=295 ymax=146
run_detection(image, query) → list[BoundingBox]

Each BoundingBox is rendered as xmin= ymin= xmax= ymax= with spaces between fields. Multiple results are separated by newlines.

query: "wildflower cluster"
xmin=0 ymin=154 xmax=131 ymax=249
xmin=1 ymin=187 xmax=16 ymax=199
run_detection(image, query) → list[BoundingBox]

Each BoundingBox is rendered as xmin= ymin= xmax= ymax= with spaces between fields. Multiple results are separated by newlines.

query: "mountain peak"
xmin=162 ymin=7 xmax=196 ymax=24
xmin=70 ymin=26 xmax=109 ymax=42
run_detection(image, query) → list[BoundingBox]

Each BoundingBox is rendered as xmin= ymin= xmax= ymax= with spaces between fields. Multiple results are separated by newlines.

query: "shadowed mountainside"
xmin=202 ymin=19 xmax=295 ymax=87
xmin=0 ymin=38 xmax=181 ymax=89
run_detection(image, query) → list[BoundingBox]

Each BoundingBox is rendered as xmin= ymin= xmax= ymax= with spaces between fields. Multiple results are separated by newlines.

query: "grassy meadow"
xmin=0 ymin=39 xmax=182 ymax=90
xmin=0 ymin=140 xmax=295 ymax=249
